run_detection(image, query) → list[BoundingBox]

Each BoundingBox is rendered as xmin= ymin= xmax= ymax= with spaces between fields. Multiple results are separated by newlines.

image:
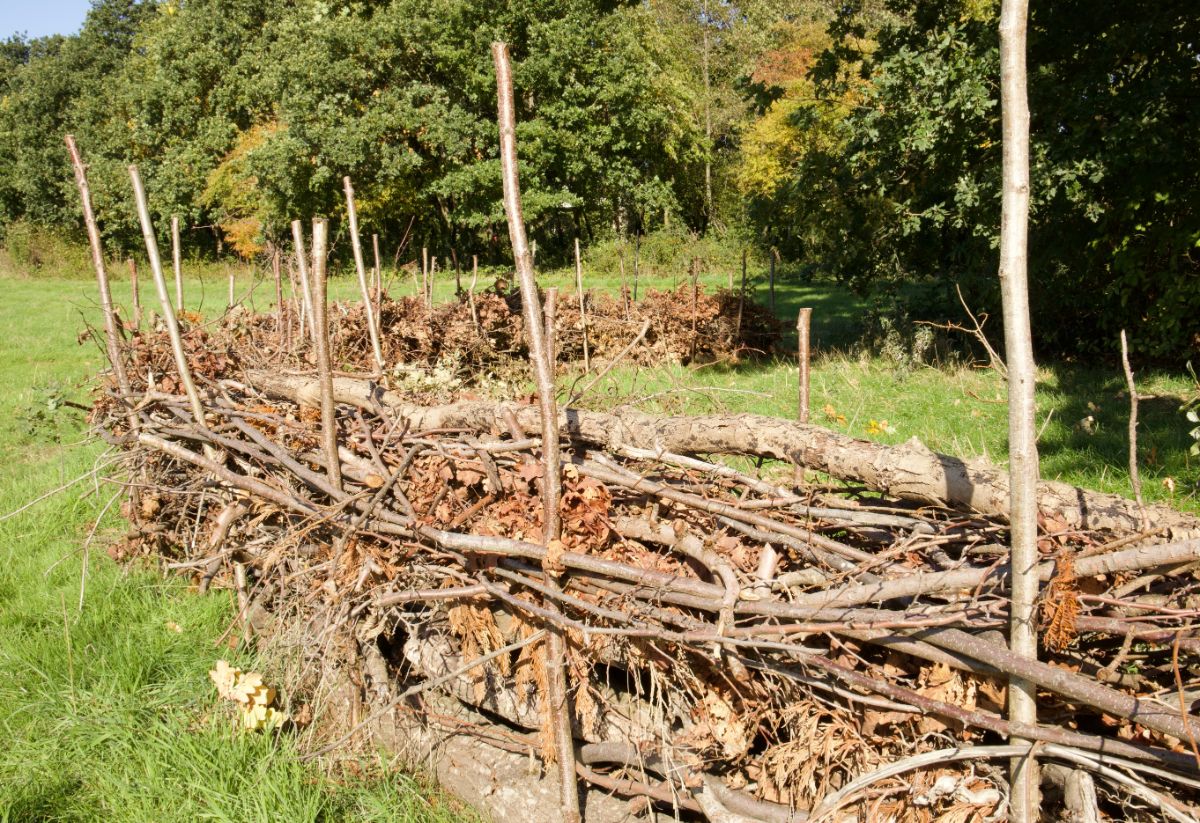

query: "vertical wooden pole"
xmin=272 ymin=250 xmax=283 ymax=335
xmin=618 ymin=245 xmax=629 ymax=318
xmin=797 ymin=307 xmax=812 ymax=424
xmin=421 ymin=247 xmax=429 ymax=308
xmin=285 ymin=256 xmax=299 ymax=351
xmin=171 ymin=215 xmax=183 ymax=312
xmin=544 ymin=287 xmax=558 ymax=373
xmin=998 ymin=0 xmax=1039 ymax=817
xmin=291 ymin=220 xmax=316 ymax=345
xmin=735 ymin=248 xmax=747 ymax=338
xmin=493 ymin=42 xmax=580 ymax=823
xmin=769 ymin=248 xmax=776 ymax=314
xmin=128 ymin=165 xmax=206 ymax=427
xmin=372 ymin=233 xmax=382 ymax=302
xmin=227 ymin=270 xmax=235 ymax=311
xmin=689 ymin=257 xmax=699 ymax=362
xmin=632 ymin=233 xmax=640 ymax=302
xmin=128 ymin=258 xmax=141 ymax=329
xmin=429 ymin=256 xmax=437 ymax=308
xmin=311 ymin=217 xmax=342 ymax=493
xmin=468 ymin=254 xmax=480 ymax=330
xmin=65 ymin=135 xmax=137 ymax=435
xmin=573 ymin=238 xmax=590 ymax=372
xmin=342 ymin=177 xmax=385 ymax=370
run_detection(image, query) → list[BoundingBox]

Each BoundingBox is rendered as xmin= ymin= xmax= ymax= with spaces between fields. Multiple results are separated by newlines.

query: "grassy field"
xmin=0 ymin=277 xmax=468 ymax=822
xmin=0 ymin=253 xmax=1196 ymax=820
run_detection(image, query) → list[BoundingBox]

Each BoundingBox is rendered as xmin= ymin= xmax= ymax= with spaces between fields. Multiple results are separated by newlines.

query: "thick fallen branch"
xmin=246 ymin=370 xmax=1200 ymax=538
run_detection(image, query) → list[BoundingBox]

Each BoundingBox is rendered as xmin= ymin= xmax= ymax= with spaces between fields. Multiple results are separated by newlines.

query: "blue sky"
xmin=3 ymin=0 xmax=92 ymax=40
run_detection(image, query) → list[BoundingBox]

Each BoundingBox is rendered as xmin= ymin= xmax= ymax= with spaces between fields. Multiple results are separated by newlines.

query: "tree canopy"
xmin=1 ymin=0 xmax=1195 ymax=358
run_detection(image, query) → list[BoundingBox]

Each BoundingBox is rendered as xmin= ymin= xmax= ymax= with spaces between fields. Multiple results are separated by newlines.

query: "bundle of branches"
xmin=88 ymin=311 xmax=1200 ymax=822
xmin=205 ymin=280 xmax=781 ymax=381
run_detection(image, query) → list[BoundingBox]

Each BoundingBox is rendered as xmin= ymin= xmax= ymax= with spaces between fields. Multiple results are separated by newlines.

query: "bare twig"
xmin=1121 ymin=329 xmax=1148 ymax=528
xmin=343 ymin=177 xmax=385 ymax=370
xmin=311 ymin=218 xmax=342 ymax=493
xmin=128 ymin=165 xmax=207 ymax=429
xmin=493 ymin=41 xmax=580 ymax=823
xmin=64 ymin=136 xmax=137 ymax=436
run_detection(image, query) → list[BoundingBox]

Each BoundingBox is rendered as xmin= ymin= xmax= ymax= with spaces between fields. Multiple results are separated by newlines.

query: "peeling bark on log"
xmin=247 ymin=371 xmax=1200 ymax=539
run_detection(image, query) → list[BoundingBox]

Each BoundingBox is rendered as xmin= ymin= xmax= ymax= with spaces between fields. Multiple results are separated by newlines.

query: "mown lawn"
xmin=0 ymin=276 xmax=467 ymax=823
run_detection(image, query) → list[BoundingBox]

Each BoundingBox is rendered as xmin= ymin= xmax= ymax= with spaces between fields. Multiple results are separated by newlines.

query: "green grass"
xmin=574 ymin=352 xmax=1199 ymax=512
xmin=0 ymin=249 xmax=1196 ymax=820
xmin=0 ymin=276 xmax=468 ymax=822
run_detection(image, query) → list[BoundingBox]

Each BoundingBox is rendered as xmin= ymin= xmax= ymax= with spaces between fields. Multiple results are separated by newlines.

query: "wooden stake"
xmin=632 ymin=233 xmax=640 ymax=302
xmin=797 ymin=307 xmax=812 ymax=424
xmin=735 ymin=248 xmax=747 ymax=338
xmin=372 ymin=232 xmax=382 ymax=303
xmin=285 ymin=256 xmax=299 ymax=351
xmin=128 ymin=258 xmax=141 ymax=329
xmin=272 ymin=250 xmax=283 ymax=335
xmin=311 ymin=217 xmax=342 ymax=493
xmin=468 ymin=254 xmax=480 ymax=330
xmin=690 ymin=257 xmax=699 ymax=362
xmin=998 ymin=0 xmax=1039 ymax=817
xmin=618 ymin=244 xmax=629 ymax=318
xmin=492 ymin=41 xmax=580 ymax=823
xmin=171 ymin=214 xmax=183 ymax=312
xmin=227 ymin=270 xmax=235 ymax=311
xmin=421 ymin=247 xmax=429 ymax=309
xmin=1120 ymin=330 xmax=1147 ymax=527
xmin=128 ymin=164 xmax=207 ymax=428
xmin=64 ymin=135 xmax=137 ymax=436
xmin=573 ymin=237 xmax=590 ymax=372
xmin=769 ymin=248 xmax=777 ymax=313
xmin=291 ymin=220 xmax=316 ymax=345
xmin=342 ymin=177 xmax=385 ymax=370
xmin=430 ymin=256 xmax=437 ymax=308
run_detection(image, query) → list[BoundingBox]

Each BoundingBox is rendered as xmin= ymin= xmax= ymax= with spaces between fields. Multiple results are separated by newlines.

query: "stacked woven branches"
xmin=85 ymin=303 xmax=1200 ymax=823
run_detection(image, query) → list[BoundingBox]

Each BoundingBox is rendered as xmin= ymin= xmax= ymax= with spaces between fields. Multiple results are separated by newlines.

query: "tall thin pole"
xmin=128 ymin=165 xmax=206 ymax=428
xmin=769 ymin=248 xmax=777 ymax=314
xmin=171 ymin=214 xmax=183 ymax=312
xmin=128 ymin=258 xmax=141 ymax=329
xmin=573 ymin=237 xmax=590 ymax=372
xmin=372 ymin=233 xmax=382 ymax=303
xmin=291 ymin=220 xmax=316 ymax=345
xmin=468 ymin=254 xmax=480 ymax=330
xmin=343 ymin=177 xmax=385 ymax=370
xmin=272 ymin=249 xmax=283 ymax=335
xmin=311 ymin=218 xmax=342 ymax=493
xmin=797 ymin=307 xmax=812 ymax=424
xmin=998 ymin=0 xmax=1039 ymax=819
xmin=493 ymin=42 xmax=580 ymax=823
xmin=421 ymin=247 xmax=429 ymax=308
xmin=735 ymin=248 xmax=747 ymax=338
xmin=64 ymin=135 xmax=137 ymax=435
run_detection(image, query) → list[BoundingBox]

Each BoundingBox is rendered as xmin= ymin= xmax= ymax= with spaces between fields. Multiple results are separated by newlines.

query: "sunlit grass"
xmin=0 ymin=275 xmax=470 ymax=823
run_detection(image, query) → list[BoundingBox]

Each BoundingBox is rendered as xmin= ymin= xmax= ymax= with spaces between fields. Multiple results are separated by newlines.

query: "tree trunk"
xmin=998 ymin=0 xmax=1039 ymax=818
xmin=246 ymin=371 xmax=1199 ymax=541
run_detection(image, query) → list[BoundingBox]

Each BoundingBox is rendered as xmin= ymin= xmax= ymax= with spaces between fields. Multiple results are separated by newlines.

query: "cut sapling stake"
xmin=343 ymin=176 xmax=385 ymax=370
xmin=493 ymin=41 xmax=581 ymax=823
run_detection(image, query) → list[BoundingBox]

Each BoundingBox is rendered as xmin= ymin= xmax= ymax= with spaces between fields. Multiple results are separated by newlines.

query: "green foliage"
xmin=753 ymin=0 xmax=1200 ymax=360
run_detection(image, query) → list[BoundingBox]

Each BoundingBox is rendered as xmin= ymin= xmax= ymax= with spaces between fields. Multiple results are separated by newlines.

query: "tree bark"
xmin=247 ymin=371 xmax=1200 ymax=540
xmin=998 ymin=0 xmax=1039 ymax=817
xmin=492 ymin=41 xmax=580 ymax=823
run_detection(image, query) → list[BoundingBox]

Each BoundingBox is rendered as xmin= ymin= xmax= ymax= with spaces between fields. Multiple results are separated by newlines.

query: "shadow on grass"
xmin=752 ymin=278 xmax=867 ymax=351
xmin=1034 ymin=364 xmax=1197 ymax=505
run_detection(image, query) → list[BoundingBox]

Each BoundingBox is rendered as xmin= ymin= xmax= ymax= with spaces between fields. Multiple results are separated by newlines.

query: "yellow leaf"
xmin=209 ymin=660 xmax=242 ymax=700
